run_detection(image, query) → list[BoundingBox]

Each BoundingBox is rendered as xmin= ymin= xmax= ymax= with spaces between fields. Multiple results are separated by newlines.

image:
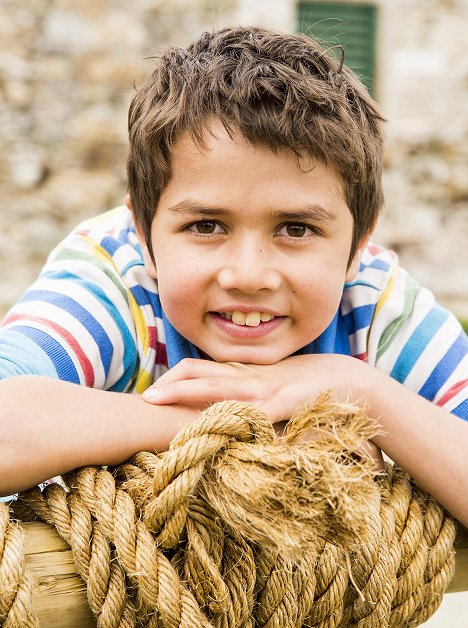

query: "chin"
xmin=208 ymin=348 xmax=286 ymax=365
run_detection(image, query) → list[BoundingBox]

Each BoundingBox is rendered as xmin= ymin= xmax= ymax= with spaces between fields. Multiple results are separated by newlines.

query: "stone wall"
xmin=375 ymin=0 xmax=468 ymax=318
xmin=1 ymin=0 xmax=467 ymax=318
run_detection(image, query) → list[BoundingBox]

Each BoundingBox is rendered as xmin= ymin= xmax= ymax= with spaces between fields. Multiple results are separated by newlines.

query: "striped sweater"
xmin=1 ymin=206 xmax=467 ymax=419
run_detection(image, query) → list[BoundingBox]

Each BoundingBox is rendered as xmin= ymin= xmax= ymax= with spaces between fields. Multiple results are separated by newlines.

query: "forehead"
xmin=177 ymin=123 xmax=343 ymax=186
xmin=156 ymin=123 xmax=353 ymax=226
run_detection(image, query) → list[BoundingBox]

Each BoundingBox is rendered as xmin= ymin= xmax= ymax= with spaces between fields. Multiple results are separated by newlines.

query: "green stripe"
xmin=376 ymin=274 xmax=420 ymax=361
xmin=51 ymin=248 xmax=130 ymax=304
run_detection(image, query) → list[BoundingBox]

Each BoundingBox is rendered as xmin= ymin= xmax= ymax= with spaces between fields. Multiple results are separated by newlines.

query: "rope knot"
xmin=134 ymin=394 xmax=383 ymax=552
xmin=143 ymin=401 xmax=275 ymax=546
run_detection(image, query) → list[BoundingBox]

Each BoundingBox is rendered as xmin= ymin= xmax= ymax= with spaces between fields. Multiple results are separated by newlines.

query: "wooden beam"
xmin=20 ymin=521 xmax=468 ymax=627
xmin=23 ymin=522 xmax=95 ymax=627
xmin=448 ymin=523 xmax=468 ymax=593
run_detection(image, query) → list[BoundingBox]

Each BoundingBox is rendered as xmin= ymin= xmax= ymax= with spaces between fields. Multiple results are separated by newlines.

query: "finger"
xmin=141 ymin=375 xmax=260 ymax=406
xmin=358 ymin=441 xmax=385 ymax=471
xmin=151 ymin=358 xmax=240 ymax=388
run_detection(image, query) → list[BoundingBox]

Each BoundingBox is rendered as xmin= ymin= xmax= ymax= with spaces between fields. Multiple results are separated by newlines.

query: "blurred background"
xmin=0 ymin=1 xmax=467 ymax=624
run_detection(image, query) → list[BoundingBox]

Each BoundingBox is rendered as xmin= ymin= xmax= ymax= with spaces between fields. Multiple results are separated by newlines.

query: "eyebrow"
xmin=272 ymin=206 xmax=336 ymax=223
xmin=167 ymin=200 xmax=337 ymax=222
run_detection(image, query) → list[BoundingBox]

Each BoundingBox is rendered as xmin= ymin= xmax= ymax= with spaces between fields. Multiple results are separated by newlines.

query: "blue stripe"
xmin=9 ymin=326 xmax=79 ymax=382
xmin=390 ymin=306 xmax=450 ymax=383
xmin=302 ymin=311 xmax=351 ymax=357
xmin=359 ymin=258 xmax=390 ymax=273
xmin=149 ymin=291 xmax=162 ymax=317
xmin=130 ymin=285 xmax=162 ymax=317
xmin=342 ymin=303 xmax=376 ymax=334
xmin=134 ymin=241 xmax=143 ymax=256
xmin=344 ymin=279 xmax=381 ymax=290
xmin=0 ymin=330 xmax=57 ymax=378
xmin=46 ymin=274 xmax=137 ymax=388
xmin=452 ymin=398 xmax=468 ymax=421
xmin=118 ymin=227 xmax=132 ymax=243
xmin=121 ymin=259 xmax=144 ymax=275
xmin=368 ymin=258 xmax=391 ymax=272
xmin=130 ymin=285 xmax=151 ymax=306
xmin=100 ymin=236 xmax=123 ymax=256
xmin=20 ymin=288 xmax=114 ymax=374
xmin=419 ymin=330 xmax=468 ymax=400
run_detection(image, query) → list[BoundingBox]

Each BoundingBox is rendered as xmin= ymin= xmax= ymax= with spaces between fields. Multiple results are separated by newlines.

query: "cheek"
xmin=156 ymin=264 xmax=204 ymax=322
xmin=158 ymin=276 xmax=190 ymax=309
xmin=297 ymin=274 xmax=346 ymax=324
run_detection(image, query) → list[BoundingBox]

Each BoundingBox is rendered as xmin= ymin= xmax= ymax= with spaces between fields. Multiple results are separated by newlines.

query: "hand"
xmin=142 ymin=354 xmax=366 ymax=423
xmin=142 ymin=355 xmax=384 ymax=470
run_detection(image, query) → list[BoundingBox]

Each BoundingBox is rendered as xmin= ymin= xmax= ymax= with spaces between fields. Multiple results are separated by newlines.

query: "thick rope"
xmin=0 ymin=394 xmax=456 ymax=627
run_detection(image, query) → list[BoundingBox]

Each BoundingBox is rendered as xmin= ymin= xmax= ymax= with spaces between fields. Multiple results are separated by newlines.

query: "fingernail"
xmin=142 ymin=387 xmax=162 ymax=401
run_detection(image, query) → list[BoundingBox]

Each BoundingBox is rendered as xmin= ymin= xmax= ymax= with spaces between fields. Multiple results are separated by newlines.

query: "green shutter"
xmin=297 ymin=2 xmax=377 ymax=94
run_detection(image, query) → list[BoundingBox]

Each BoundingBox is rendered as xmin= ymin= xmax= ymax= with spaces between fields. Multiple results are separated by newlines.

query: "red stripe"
xmin=156 ymin=341 xmax=168 ymax=367
xmin=353 ymin=352 xmax=368 ymax=361
xmin=147 ymin=326 xmax=168 ymax=366
xmin=4 ymin=313 xmax=95 ymax=387
xmin=436 ymin=379 xmax=468 ymax=407
xmin=147 ymin=326 xmax=157 ymax=349
xmin=367 ymin=243 xmax=384 ymax=256
xmin=145 ymin=325 xmax=168 ymax=367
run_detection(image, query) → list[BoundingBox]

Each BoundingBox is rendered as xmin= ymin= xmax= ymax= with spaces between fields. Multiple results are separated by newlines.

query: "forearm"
xmin=0 ymin=375 xmax=198 ymax=496
xmin=356 ymin=364 xmax=468 ymax=526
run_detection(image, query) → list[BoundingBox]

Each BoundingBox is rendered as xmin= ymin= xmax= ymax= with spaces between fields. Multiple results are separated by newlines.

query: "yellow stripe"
xmin=135 ymin=369 xmax=153 ymax=393
xmin=129 ymin=295 xmax=149 ymax=354
xmin=374 ymin=265 xmax=398 ymax=319
xmin=81 ymin=236 xmax=151 ymax=356
xmin=76 ymin=230 xmax=152 ymax=388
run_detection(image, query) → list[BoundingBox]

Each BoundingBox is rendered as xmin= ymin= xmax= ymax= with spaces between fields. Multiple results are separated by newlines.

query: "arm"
xmin=0 ymin=375 xmax=200 ymax=496
xmin=141 ymin=354 xmax=468 ymax=527
xmin=359 ymin=364 xmax=468 ymax=524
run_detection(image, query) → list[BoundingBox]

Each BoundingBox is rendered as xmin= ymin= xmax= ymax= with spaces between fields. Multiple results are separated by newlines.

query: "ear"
xmin=126 ymin=194 xmax=158 ymax=281
xmin=345 ymin=232 xmax=373 ymax=283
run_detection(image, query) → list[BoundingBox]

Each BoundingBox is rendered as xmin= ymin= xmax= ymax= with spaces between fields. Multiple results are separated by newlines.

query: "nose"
xmin=217 ymin=240 xmax=282 ymax=293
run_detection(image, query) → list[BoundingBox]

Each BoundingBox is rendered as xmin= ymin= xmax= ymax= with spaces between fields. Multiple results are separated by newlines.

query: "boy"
xmin=1 ymin=27 xmax=467 ymax=526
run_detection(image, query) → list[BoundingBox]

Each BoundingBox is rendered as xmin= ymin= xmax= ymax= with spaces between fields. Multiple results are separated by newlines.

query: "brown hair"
xmin=127 ymin=26 xmax=385 ymax=261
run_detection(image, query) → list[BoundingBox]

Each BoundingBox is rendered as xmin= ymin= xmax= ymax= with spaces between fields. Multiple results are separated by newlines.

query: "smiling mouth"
xmin=217 ymin=311 xmax=275 ymax=327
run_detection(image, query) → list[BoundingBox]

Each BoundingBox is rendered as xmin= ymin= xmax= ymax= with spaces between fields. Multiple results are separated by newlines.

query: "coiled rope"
xmin=0 ymin=394 xmax=456 ymax=627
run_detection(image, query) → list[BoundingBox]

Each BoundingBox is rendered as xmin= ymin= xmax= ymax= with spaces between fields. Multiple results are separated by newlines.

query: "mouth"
xmin=216 ymin=310 xmax=276 ymax=327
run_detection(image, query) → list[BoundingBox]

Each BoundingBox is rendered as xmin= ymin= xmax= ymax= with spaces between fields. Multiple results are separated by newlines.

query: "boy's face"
xmin=139 ymin=123 xmax=368 ymax=364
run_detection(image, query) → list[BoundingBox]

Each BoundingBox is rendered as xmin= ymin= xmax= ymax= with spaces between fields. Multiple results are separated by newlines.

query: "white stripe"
xmin=9 ymin=278 xmax=134 ymax=388
xmin=2 ymin=314 xmax=85 ymax=381
xmin=373 ymin=284 xmax=435 ymax=376
xmin=403 ymin=314 xmax=462 ymax=392
xmin=434 ymin=354 xmax=468 ymax=411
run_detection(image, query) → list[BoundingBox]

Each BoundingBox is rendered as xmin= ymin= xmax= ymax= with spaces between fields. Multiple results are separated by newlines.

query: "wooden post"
xmin=448 ymin=523 xmax=468 ymax=593
xmin=21 ymin=521 xmax=468 ymax=627
xmin=23 ymin=522 xmax=95 ymax=628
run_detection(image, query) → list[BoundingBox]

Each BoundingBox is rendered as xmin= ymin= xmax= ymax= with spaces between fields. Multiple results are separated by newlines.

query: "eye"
xmin=277 ymin=222 xmax=319 ymax=238
xmin=186 ymin=220 xmax=224 ymax=235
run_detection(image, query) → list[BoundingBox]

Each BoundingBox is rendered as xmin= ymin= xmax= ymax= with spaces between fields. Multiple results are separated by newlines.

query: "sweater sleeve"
xmin=0 ymin=208 xmax=164 ymax=392
xmin=367 ymin=261 xmax=468 ymax=420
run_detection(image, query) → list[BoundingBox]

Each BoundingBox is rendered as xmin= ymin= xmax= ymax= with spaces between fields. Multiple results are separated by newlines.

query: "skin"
xmin=2 ymin=122 xmax=468 ymax=528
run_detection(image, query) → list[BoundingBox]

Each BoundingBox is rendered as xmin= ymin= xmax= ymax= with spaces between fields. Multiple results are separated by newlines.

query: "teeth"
xmin=231 ymin=311 xmax=246 ymax=325
xmin=220 ymin=311 xmax=274 ymax=327
xmin=245 ymin=312 xmax=261 ymax=327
